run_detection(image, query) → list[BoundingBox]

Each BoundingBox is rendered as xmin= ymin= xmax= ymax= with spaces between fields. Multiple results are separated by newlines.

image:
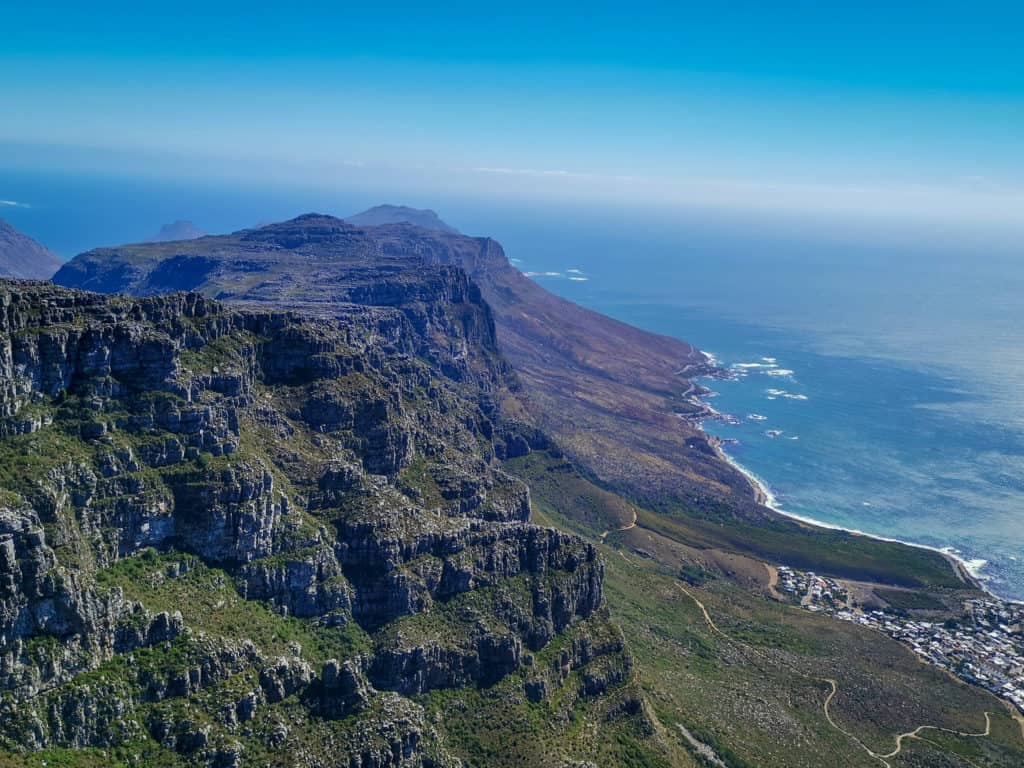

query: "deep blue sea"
xmin=4 ymin=168 xmax=1023 ymax=599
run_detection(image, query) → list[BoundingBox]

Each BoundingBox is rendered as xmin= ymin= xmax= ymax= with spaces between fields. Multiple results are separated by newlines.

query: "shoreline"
xmin=702 ymin=424 xmax=1000 ymax=597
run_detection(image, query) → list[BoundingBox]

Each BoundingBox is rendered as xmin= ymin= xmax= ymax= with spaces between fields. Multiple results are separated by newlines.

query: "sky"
xmin=2 ymin=1 xmax=1024 ymax=225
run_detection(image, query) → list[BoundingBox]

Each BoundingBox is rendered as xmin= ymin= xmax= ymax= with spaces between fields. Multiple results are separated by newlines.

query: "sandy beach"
xmin=704 ymin=431 xmax=991 ymax=593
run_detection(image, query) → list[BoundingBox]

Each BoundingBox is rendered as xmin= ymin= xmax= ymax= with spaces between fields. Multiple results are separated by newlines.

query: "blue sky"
xmin=3 ymin=1 xmax=1023 ymax=223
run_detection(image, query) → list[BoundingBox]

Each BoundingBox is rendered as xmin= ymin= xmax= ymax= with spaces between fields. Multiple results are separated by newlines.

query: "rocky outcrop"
xmin=307 ymin=657 xmax=372 ymax=718
xmin=0 ymin=501 xmax=190 ymax=702
xmin=0 ymin=281 xmax=626 ymax=766
xmin=237 ymin=545 xmax=352 ymax=621
xmin=51 ymin=212 xmax=754 ymax=520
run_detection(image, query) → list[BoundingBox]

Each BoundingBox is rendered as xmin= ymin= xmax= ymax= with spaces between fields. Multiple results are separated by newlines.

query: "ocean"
xmin=4 ymin=168 xmax=1023 ymax=599
xmin=497 ymin=206 xmax=1024 ymax=601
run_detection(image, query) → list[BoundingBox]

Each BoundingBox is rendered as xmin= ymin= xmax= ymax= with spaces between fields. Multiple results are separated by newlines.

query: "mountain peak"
xmin=346 ymin=204 xmax=459 ymax=234
xmin=148 ymin=220 xmax=206 ymax=242
xmin=239 ymin=213 xmax=359 ymax=249
xmin=0 ymin=218 xmax=62 ymax=279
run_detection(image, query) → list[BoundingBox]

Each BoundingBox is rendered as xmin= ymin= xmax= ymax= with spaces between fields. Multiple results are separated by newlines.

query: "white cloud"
xmin=0 ymin=199 xmax=30 ymax=208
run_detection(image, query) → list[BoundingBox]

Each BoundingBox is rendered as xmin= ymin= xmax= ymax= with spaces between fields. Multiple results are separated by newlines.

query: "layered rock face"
xmin=53 ymin=213 xmax=754 ymax=516
xmin=0 ymin=281 xmax=627 ymax=766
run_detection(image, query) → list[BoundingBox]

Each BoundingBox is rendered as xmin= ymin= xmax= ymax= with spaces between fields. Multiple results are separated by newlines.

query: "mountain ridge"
xmin=0 ymin=278 xmax=657 ymax=766
xmin=0 ymin=219 xmax=62 ymax=280
xmin=53 ymin=212 xmax=750 ymax=511
xmin=148 ymin=220 xmax=206 ymax=242
xmin=52 ymin=212 xmax=969 ymax=588
xmin=345 ymin=204 xmax=459 ymax=233
xmin=7 ymin=212 xmax=1014 ymax=767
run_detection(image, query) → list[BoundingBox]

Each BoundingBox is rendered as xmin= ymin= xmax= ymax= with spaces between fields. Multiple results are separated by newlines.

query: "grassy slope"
xmin=416 ymin=615 xmax=698 ymax=768
xmin=508 ymin=450 xmax=966 ymax=589
xmin=513 ymin=453 xmax=1024 ymax=768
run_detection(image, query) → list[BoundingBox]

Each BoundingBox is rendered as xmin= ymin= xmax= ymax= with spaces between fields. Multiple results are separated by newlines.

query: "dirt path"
xmin=600 ymin=506 xmax=638 ymax=541
xmin=883 ymin=713 xmax=991 ymax=758
xmin=675 ymin=583 xmax=727 ymax=639
xmin=821 ymin=679 xmax=893 ymax=766
xmin=821 ymin=678 xmax=992 ymax=766
xmin=672 ymin=582 xmax=1003 ymax=766
xmin=764 ymin=564 xmax=786 ymax=601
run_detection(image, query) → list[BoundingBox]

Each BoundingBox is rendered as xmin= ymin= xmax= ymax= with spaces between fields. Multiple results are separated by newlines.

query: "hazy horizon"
xmin=4 ymin=2 xmax=1024 ymax=230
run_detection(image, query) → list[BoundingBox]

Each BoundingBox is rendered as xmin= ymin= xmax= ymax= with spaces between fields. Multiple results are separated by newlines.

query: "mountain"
xmin=0 ymin=279 xmax=658 ymax=766
xmin=346 ymin=204 xmax=460 ymax=233
xmin=148 ymin=219 xmax=206 ymax=242
xmin=17 ymin=216 xmax=1019 ymax=767
xmin=53 ymin=214 xmax=744 ymax=506
xmin=0 ymin=219 xmax=62 ymax=279
xmin=52 ymin=213 xmax=966 ymax=584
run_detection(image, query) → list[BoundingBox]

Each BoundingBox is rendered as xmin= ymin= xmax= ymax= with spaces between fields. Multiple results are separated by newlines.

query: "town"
xmin=775 ymin=565 xmax=1024 ymax=714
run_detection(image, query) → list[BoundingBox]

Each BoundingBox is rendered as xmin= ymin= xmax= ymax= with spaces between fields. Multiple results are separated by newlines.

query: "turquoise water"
xmin=4 ymin=168 xmax=1023 ymax=598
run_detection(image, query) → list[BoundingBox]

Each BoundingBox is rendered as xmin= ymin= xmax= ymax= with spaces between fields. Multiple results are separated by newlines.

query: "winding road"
xmin=600 ymin=506 xmax=638 ymax=541
xmin=821 ymin=678 xmax=993 ymax=766
xmin=672 ymin=581 xmax=1009 ymax=767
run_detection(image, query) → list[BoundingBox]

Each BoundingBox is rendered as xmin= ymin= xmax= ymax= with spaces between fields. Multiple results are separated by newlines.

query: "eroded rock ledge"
xmin=0 ymin=281 xmax=632 ymax=766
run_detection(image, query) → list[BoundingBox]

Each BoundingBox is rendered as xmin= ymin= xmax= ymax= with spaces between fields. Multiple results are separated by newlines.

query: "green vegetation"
xmin=606 ymin=541 xmax=1024 ymax=767
xmin=648 ymin=506 xmax=965 ymax=589
xmin=678 ymin=563 xmax=716 ymax=587
xmin=417 ymin=609 xmax=692 ymax=768
xmin=2 ymin=276 xmax=1014 ymax=767
xmin=515 ymin=450 xmax=1024 ymax=767
xmin=876 ymin=587 xmax=950 ymax=612
xmin=0 ymin=419 xmax=92 ymax=501
xmin=503 ymin=450 xmax=636 ymax=537
xmin=178 ymin=330 xmax=252 ymax=373
xmin=397 ymin=455 xmax=445 ymax=509
xmin=0 ymin=744 xmax=187 ymax=768
xmin=96 ymin=549 xmax=371 ymax=663
xmin=508 ymin=449 xmax=967 ymax=589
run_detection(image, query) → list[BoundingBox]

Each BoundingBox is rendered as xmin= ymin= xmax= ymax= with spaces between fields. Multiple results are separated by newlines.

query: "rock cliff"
xmin=52 ymin=213 xmax=751 ymax=515
xmin=0 ymin=281 xmax=638 ymax=766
